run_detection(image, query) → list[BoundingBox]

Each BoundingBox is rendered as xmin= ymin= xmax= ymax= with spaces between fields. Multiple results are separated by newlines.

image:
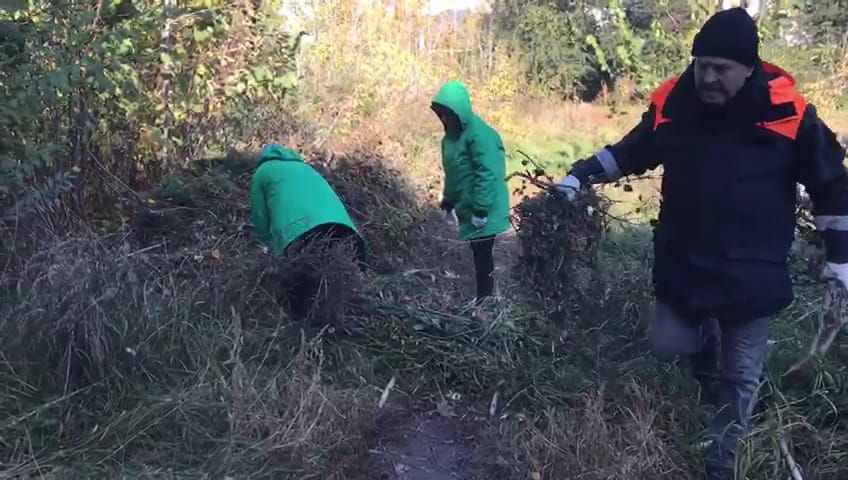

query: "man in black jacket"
xmin=558 ymin=8 xmax=848 ymax=479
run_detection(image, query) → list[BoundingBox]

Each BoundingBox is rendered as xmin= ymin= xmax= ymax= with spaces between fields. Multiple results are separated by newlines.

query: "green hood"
xmin=432 ymin=79 xmax=473 ymax=129
xmin=433 ymin=80 xmax=511 ymax=241
xmin=257 ymin=144 xmax=304 ymax=166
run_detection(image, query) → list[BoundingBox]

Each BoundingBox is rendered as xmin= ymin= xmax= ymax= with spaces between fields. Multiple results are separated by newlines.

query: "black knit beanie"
xmin=691 ymin=7 xmax=759 ymax=67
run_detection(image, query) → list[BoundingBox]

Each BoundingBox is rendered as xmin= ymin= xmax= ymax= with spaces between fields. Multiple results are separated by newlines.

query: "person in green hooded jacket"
xmin=431 ymin=80 xmax=511 ymax=302
xmin=249 ymin=143 xmax=367 ymax=317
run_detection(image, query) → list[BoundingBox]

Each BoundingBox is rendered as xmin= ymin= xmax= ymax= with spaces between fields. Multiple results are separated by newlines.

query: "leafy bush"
xmin=496 ymin=0 xmax=696 ymax=100
xmin=0 ymin=0 xmax=300 ymax=236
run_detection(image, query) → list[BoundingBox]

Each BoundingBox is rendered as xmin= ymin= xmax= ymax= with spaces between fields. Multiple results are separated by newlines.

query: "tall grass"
xmin=5 ymin=169 xmax=846 ymax=479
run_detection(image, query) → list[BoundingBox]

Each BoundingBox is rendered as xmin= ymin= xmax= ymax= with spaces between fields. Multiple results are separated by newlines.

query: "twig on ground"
xmin=784 ymin=280 xmax=848 ymax=377
xmin=779 ymin=431 xmax=805 ymax=480
xmin=378 ymin=375 xmax=397 ymax=409
xmin=489 ymin=390 xmax=499 ymax=417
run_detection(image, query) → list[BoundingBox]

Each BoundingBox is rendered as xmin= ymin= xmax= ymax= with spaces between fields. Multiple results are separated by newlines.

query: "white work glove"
xmin=471 ymin=215 xmax=488 ymax=228
xmin=823 ymin=262 xmax=848 ymax=290
xmin=555 ymin=174 xmax=581 ymax=202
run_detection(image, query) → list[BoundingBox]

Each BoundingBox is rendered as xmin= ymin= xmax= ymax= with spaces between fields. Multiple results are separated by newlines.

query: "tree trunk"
xmin=160 ymin=0 xmax=174 ymax=170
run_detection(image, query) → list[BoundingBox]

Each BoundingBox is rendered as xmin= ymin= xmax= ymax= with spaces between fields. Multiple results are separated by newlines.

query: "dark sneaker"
xmin=700 ymin=437 xmax=738 ymax=480
xmin=705 ymin=462 xmax=736 ymax=480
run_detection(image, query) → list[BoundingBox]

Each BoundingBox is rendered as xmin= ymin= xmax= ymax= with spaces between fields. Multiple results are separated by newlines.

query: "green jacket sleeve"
xmin=249 ymin=171 xmax=271 ymax=243
xmin=441 ymin=141 xmax=460 ymax=205
xmin=468 ymin=130 xmax=503 ymax=218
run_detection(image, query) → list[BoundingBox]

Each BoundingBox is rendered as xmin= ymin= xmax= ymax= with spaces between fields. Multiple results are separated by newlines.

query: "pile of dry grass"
xmin=129 ymin=149 xmax=425 ymax=269
xmin=309 ymin=150 xmax=428 ymax=272
xmin=123 ymin=148 xmax=430 ymax=324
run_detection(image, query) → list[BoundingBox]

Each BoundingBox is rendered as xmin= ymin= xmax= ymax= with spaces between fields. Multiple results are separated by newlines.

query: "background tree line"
xmin=1 ymin=0 xmax=846 ymax=236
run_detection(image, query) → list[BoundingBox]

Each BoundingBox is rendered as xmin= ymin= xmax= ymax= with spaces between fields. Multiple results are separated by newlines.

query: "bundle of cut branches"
xmin=509 ymin=155 xmax=609 ymax=335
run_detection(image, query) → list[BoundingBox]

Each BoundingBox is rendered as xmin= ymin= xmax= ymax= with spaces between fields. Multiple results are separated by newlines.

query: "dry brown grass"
xmin=0 ymin=230 xmax=376 ymax=478
xmin=483 ymin=382 xmax=692 ymax=479
xmin=3 ymin=139 xmax=848 ymax=479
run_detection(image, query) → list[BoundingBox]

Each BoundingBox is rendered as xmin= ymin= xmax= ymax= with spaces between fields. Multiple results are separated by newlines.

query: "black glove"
xmin=568 ymin=155 xmax=604 ymax=184
xmin=440 ymin=198 xmax=454 ymax=212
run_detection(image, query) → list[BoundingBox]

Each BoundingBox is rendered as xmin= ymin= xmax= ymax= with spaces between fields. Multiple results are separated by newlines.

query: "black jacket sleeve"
xmin=568 ymin=104 xmax=662 ymax=184
xmin=795 ymin=103 xmax=848 ymax=263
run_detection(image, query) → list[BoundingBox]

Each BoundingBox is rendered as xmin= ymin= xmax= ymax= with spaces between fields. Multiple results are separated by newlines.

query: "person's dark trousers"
xmin=689 ymin=318 xmax=722 ymax=406
xmin=289 ymin=260 xmax=320 ymax=319
xmin=649 ymin=302 xmax=770 ymax=480
xmin=469 ymin=235 xmax=495 ymax=300
xmin=284 ymin=224 xmax=364 ymax=320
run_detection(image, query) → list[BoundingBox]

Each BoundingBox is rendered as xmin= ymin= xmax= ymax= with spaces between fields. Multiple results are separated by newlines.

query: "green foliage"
xmin=507 ymin=3 xmax=594 ymax=98
xmin=759 ymin=0 xmax=848 ymax=110
xmin=497 ymin=0 xmax=848 ymax=103
xmin=0 ymin=0 xmax=299 ymax=227
xmin=795 ymin=0 xmax=848 ymax=45
xmin=497 ymin=0 xmax=697 ymax=100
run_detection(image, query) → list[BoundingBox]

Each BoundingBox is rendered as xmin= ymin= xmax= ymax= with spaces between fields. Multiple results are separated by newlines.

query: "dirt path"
xmin=367 ymin=225 xmax=521 ymax=479
xmin=371 ymin=410 xmax=481 ymax=480
xmin=422 ymin=210 xmax=522 ymax=299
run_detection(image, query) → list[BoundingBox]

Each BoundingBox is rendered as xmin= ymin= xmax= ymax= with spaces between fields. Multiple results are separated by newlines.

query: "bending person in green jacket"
xmin=431 ymin=80 xmax=511 ymax=302
xmin=249 ymin=144 xmax=367 ymax=318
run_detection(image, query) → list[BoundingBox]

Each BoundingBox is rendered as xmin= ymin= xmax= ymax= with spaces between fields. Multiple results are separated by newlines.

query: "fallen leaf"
xmin=472 ymin=309 xmax=490 ymax=323
xmin=436 ymin=399 xmax=455 ymax=418
xmin=211 ymin=249 xmax=223 ymax=261
xmin=146 ymin=198 xmax=156 ymax=204
xmin=529 ymin=472 xmax=542 ymax=480
xmin=71 ymin=165 xmax=81 ymax=173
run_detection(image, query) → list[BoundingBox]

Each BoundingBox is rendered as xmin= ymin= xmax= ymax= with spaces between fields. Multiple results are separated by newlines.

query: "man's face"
xmin=431 ymin=103 xmax=461 ymax=136
xmin=693 ymin=56 xmax=754 ymax=105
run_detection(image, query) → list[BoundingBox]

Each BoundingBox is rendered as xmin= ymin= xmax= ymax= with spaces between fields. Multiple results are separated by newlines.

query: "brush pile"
xmin=309 ymin=150 xmax=425 ymax=272
xmin=129 ymin=149 xmax=424 ymax=268
xmin=510 ymin=159 xmax=610 ymax=329
xmin=120 ymin=148 xmax=428 ymax=331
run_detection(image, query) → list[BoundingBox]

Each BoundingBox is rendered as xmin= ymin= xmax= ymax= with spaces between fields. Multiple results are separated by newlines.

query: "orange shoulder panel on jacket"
xmin=650 ymin=77 xmax=678 ymax=131
xmin=758 ymin=62 xmax=808 ymax=140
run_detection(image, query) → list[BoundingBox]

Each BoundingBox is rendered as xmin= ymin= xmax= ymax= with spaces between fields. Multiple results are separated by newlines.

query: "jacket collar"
xmin=660 ymin=61 xmax=798 ymax=128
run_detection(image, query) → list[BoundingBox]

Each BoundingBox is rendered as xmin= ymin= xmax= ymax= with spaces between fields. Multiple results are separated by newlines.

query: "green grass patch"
xmin=505 ymin=128 xmax=617 ymax=177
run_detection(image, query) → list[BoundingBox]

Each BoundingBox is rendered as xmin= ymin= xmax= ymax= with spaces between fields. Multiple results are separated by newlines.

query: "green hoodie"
xmin=249 ymin=145 xmax=365 ymax=260
xmin=432 ymin=80 xmax=511 ymax=240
